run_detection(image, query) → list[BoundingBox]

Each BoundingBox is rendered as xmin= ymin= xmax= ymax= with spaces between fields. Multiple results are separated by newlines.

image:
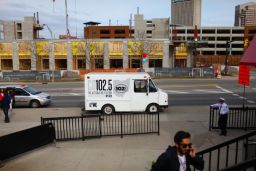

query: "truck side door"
xmin=131 ymin=79 xmax=148 ymax=111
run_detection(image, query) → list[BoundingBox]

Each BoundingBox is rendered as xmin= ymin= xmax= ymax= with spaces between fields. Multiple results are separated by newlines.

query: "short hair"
xmin=174 ymin=131 xmax=191 ymax=144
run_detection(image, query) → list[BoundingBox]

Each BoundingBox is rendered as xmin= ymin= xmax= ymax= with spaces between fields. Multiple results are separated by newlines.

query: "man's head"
xmin=174 ymin=131 xmax=192 ymax=155
xmin=219 ymin=97 xmax=225 ymax=103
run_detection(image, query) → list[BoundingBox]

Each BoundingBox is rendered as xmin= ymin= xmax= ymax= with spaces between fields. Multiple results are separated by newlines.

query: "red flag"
xmin=238 ymin=65 xmax=250 ymax=86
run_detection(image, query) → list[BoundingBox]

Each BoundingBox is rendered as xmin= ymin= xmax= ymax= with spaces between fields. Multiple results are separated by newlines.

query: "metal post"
xmin=243 ymin=84 xmax=246 ymax=109
xmin=120 ymin=113 xmax=123 ymax=138
xmin=65 ymin=0 xmax=69 ymax=38
xmin=224 ymin=40 xmax=233 ymax=75
xmin=224 ymin=42 xmax=229 ymax=75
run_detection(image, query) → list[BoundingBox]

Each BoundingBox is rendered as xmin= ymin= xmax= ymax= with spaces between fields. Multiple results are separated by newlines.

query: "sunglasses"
xmin=180 ymin=143 xmax=192 ymax=148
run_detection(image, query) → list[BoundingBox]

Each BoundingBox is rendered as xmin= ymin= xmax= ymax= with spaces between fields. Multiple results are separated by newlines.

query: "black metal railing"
xmin=209 ymin=107 xmax=256 ymax=131
xmin=41 ymin=112 xmax=160 ymax=141
xmin=195 ymin=131 xmax=256 ymax=171
xmin=220 ymin=158 xmax=256 ymax=171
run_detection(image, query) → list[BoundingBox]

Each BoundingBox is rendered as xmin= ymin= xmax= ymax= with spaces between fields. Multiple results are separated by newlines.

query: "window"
xmin=134 ymin=80 xmax=147 ymax=93
xmin=17 ymin=23 xmax=22 ymax=30
xmin=147 ymin=30 xmax=152 ymax=34
xmin=15 ymin=88 xmax=29 ymax=96
xmin=232 ymin=29 xmax=244 ymax=34
xmin=17 ymin=32 xmax=22 ymax=39
xmin=100 ymin=30 xmax=110 ymax=34
xmin=249 ymin=30 xmax=256 ymax=34
xmin=149 ymin=80 xmax=157 ymax=92
xmin=202 ymin=29 xmax=215 ymax=34
xmin=114 ymin=30 xmax=125 ymax=34
xmin=217 ymin=30 xmax=230 ymax=34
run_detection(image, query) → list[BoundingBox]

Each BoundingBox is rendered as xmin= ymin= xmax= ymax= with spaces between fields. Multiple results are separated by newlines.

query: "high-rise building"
xmin=235 ymin=2 xmax=256 ymax=26
xmin=171 ymin=0 xmax=201 ymax=27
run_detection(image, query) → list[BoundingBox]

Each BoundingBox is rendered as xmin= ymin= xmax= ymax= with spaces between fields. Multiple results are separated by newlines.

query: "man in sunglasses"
xmin=151 ymin=130 xmax=204 ymax=171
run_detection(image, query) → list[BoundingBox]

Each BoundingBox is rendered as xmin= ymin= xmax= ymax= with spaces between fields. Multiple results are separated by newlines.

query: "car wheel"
xmin=30 ymin=100 xmax=40 ymax=108
xmin=147 ymin=104 xmax=159 ymax=113
xmin=102 ymin=104 xmax=114 ymax=115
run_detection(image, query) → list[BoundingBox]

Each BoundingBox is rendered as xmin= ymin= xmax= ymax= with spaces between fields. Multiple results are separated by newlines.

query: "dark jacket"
xmin=2 ymin=93 xmax=11 ymax=109
xmin=151 ymin=146 xmax=204 ymax=171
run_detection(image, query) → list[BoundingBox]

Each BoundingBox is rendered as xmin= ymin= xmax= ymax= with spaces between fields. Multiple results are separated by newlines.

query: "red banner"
xmin=238 ymin=65 xmax=250 ymax=86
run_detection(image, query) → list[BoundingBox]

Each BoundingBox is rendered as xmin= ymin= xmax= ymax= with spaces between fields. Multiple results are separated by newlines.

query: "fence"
xmin=41 ymin=112 xmax=160 ymax=141
xmin=209 ymin=107 xmax=256 ymax=131
xmin=152 ymin=67 xmax=214 ymax=78
xmin=195 ymin=131 xmax=256 ymax=171
xmin=220 ymin=158 xmax=256 ymax=171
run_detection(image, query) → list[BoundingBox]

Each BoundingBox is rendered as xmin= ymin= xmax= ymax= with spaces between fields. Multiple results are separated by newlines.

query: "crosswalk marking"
xmin=247 ymin=100 xmax=255 ymax=104
xmin=216 ymin=86 xmax=233 ymax=93
xmin=165 ymin=90 xmax=188 ymax=94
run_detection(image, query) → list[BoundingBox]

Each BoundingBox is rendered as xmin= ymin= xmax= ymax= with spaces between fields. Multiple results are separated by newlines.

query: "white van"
xmin=0 ymin=85 xmax=51 ymax=108
xmin=84 ymin=72 xmax=168 ymax=114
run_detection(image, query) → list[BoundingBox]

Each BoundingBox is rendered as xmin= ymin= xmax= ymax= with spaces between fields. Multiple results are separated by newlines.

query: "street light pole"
xmin=224 ymin=40 xmax=233 ymax=75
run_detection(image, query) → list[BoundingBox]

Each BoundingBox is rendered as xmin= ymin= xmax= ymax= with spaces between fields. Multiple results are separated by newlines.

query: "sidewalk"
xmin=0 ymin=106 xmax=247 ymax=171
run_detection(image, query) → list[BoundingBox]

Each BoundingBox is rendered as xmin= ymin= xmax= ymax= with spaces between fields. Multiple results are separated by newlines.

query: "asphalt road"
xmin=22 ymin=77 xmax=256 ymax=108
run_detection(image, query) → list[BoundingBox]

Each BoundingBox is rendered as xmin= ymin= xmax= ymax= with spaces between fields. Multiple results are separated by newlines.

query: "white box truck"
xmin=84 ymin=72 xmax=168 ymax=114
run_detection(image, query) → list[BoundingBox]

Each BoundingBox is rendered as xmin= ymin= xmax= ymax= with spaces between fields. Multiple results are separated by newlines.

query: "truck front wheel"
xmin=147 ymin=104 xmax=159 ymax=113
xmin=102 ymin=104 xmax=115 ymax=115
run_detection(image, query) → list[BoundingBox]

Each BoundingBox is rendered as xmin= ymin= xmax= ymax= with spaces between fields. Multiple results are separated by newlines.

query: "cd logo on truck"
xmin=114 ymin=84 xmax=128 ymax=93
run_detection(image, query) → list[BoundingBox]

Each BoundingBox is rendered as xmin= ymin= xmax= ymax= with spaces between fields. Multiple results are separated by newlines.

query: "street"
xmin=18 ymin=77 xmax=256 ymax=108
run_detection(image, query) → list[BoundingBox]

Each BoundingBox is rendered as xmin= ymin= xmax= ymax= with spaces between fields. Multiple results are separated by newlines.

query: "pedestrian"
xmin=2 ymin=90 xmax=11 ymax=123
xmin=211 ymin=97 xmax=229 ymax=136
xmin=151 ymin=130 xmax=204 ymax=171
xmin=8 ymin=89 xmax=15 ymax=111
xmin=0 ymin=89 xmax=4 ymax=108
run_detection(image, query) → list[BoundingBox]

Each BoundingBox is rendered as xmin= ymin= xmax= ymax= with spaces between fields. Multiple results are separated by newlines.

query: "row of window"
xmin=100 ymin=29 xmax=127 ymax=34
xmin=172 ymin=29 xmax=244 ymax=34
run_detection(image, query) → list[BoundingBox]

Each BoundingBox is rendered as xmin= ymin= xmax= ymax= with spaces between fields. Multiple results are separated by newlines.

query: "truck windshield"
xmin=24 ymin=86 xmax=41 ymax=95
xmin=149 ymin=79 xmax=157 ymax=92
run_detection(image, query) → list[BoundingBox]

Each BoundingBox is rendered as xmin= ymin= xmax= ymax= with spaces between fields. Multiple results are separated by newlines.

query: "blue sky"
xmin=0 ymin=0 xmax=254 ymax=38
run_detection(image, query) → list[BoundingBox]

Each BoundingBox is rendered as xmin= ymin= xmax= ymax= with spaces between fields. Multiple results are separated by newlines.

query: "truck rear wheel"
xmin=102 ymin=104 xmax=114 ymax=115
xmin=147 ymin=104 xmax=159 ymax=113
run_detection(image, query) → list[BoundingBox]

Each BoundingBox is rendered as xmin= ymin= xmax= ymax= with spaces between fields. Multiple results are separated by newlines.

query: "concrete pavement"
xmin=0 ymin=106 xmax=248 ymax=171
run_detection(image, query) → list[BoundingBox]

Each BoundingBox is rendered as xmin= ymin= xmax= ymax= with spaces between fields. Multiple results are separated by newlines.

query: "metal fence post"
xmin=245 ymin=107 xmax=248 ymax=131
xmin=209 ymin=107 xmax=212 ymax=131
xmin=157 ymin=111 xmax=160 ymax=135
xmin=81 ymin=116 xmax=85 ymax=141
xmin=99 ymin=115 xmax=102 ymax=137
xmin=120 ymin=114 xmax=123 ymax=138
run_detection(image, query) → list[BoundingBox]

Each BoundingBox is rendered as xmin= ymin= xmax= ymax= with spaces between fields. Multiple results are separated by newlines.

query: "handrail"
xmin=197 ymin=130 xmax=256 ymax=155
xmin=220 ymin=158 xmax=256 ymax=171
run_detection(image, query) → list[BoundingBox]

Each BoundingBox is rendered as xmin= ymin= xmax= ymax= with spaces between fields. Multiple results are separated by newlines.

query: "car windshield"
xmin=24 ymin=86 xmax=41 ymax=95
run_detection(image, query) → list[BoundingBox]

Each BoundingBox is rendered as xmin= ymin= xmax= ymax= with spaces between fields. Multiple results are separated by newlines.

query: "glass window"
xmin=149 ymin=80 xmax=157 ymax=92
xmin=15 ymin=88 xmax=29 ymax=96
xmin=100 ymin=30 xmax=110 ymax=34
xmin=134 ymin=80 xmax=147 ymax=93
xmin=23 ymin=86 xmax=41 ymax=95
xmin=114 ymin=30 xmax=125 ymax=34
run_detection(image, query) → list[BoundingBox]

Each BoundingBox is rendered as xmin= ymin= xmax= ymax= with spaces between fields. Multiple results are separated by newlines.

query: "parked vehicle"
xmin=84 ymin=72 xmax=168 ymax=114
xmin=0 ymin=85 xmax=51 ymax=108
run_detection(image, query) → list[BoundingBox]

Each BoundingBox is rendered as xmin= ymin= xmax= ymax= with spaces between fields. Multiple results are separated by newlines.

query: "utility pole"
xmin=224 ymin=40 xmax=233 ymax=75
